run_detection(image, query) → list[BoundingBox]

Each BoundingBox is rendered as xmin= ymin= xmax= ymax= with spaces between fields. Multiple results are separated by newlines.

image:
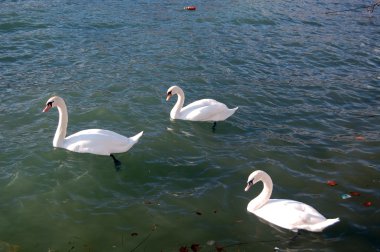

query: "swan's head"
xmin=43 ymin=96 xmax=64 ymax=112
xmin=166 ymin=86 xmax=182 ymax=101
xmin=245 ymin=170 xmax=266 ymax=192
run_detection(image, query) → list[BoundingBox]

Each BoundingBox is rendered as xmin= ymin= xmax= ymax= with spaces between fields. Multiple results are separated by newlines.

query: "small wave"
xmin=232 ymin=18 xmax=276 ymax=26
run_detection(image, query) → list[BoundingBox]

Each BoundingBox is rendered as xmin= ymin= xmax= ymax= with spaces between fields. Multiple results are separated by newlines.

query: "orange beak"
xmin=43 ymin=104 xmax=52 ymax=112
xmin=244 ymin=184 xmax=251 ymax=192
xmin=166 ymin=93 xmax=172 ymax=101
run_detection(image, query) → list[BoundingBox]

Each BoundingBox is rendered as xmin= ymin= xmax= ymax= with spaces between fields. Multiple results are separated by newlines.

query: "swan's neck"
xmin=170 ymin=89 xmax=185 ymax=119
xmin=249 ymin=173 xmax=273 ymax=211
xmin=53 ymin=102 xmax=68 ymax=147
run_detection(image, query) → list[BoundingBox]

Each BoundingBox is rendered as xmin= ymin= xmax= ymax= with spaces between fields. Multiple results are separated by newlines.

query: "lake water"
xmin=0 ymin=0 xmax=379 ymax=251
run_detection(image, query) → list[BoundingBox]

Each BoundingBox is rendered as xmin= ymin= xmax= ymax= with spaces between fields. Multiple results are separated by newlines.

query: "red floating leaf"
xmin=349 ymin=191 xmax=361 ymax=196
xmin=191 ymin=244 xmax=201 ymax=252
xmin=179 ymin=246 xmax=189 ymax=252
xmin=355 ymin=136 xmax=365 ymax=141
xmin=327 ymin=180 xmax=338 ymax=186
xmin=363 ymin=201 xmax=372 ymax=207
xmin=184 ymin=6 xmax=196 ymax=11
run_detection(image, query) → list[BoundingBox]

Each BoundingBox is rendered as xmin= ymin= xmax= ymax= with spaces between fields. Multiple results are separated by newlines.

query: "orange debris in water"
xmin=349 ymin=191 xmax=361 ymax=196
xmin=363 ymin=201 xmax=372 ymax=207
xmin=184 ymin=6 xmax=196 ymax=10
xmin=355 ymin=136 xmax=365 ymax=141
xmin=327 ymin=180 xmax=338 ymax=186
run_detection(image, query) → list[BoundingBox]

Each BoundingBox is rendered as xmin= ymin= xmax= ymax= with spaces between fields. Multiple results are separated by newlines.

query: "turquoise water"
xmin=1 ymin=0 xmax=379 ymax=251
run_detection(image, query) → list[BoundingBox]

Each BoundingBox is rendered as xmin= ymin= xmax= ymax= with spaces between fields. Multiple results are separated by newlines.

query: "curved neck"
xmin=170 ymin=89 xmax=185 ymax=119
xmin=53 ymin=102 xmax=68 ymax=147
xmin=249 ymin=173 xmax=273 ymax=210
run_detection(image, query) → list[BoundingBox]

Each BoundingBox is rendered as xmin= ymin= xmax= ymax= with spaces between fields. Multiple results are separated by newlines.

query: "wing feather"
xmin=63 ymin=129 xmax=132 ymax=155
xmin=180 ymin=99 xmax=230 ymax=121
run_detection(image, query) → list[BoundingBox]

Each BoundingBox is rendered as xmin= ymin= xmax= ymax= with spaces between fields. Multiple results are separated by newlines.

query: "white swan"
xmin=166 ymin=86 xmax=238 ymax=123
xmin=245 ymin=170 xmax=339 ymax=232
xmin=43 ymin=96 xmax=143 ymax=167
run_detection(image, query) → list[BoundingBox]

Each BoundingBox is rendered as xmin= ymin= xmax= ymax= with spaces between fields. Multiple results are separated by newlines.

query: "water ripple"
xmin=0 ymin=0 xmax=379 ymax=251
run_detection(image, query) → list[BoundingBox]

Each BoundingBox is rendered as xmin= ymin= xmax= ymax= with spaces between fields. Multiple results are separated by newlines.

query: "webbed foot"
xmin=110 ymin=154 xmax=122 ymax=171
xmin=212 ymin=122 xmax=217 ymax=133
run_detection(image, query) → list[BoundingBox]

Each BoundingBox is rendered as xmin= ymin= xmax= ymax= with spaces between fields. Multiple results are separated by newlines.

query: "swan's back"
xmin=64 ymin=129 xmax=142 ymax=155
xmin=180 ymin=99 xmax=237 ymax=121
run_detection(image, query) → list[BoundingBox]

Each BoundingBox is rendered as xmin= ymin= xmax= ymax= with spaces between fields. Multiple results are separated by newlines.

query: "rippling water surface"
xmin=1 ymin=0 xmax=379 ymax=251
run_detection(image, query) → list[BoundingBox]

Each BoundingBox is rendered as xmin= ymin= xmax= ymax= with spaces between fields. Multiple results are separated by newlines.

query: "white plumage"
xmin=43 ymin=96 xmax=143 ymax=156
xmin=166 ymin=86 xmax=238 ymax=121
xmin=245 ymin=170 xmax=339 ymax=232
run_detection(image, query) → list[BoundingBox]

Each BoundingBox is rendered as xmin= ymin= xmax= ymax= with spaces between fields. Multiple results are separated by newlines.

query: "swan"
xmin=43 ymin=96 xmax=143 ymax=169
xmin=245 ymin=170 xmax=339 ymax=232
xmin=166 ymin=86 xmax=238 ymax=130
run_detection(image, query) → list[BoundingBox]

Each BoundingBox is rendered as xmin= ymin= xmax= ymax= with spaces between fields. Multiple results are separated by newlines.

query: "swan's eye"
xmin=167 ymin=91 xmax=172 ymax=95
xmin=248 ymin=180 xmax=253 ymax=185
xmin=46 ymin=101 xmax=54 ymax=107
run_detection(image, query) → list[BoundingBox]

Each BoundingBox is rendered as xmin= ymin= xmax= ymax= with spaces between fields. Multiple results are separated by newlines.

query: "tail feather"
xmin=130 ymin=131 xmax=143 ymax=142
xmin=226 ymin=106 xmax=238 ymax=119
xmin=305 ymin=218 xmax=340 ymax=232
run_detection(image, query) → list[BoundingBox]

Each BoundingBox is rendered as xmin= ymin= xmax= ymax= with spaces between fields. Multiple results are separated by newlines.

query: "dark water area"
xmin=0 ymin=0 xmax=379 ymax=251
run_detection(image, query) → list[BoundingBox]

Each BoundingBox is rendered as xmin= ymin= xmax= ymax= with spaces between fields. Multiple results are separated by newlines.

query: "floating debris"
xmin=195 ymin=211 xmax=202 ymax=215
xmin=368 ymin=0 xmax=380 ymax=13
xmin=349 ymin=191 xmax=361 ymax=196
xmin=191 ymin=244 xmax=201 ymax=252
xmin=207 ymin=240 xmax=215 ymax=246
xmin=355 ymin=136 xmax=365 ymax=141
xmin=131 ymin=232 xmax=138 ymax=237
xmin=327 ymin=180 xmax=338 ymax=186
xmin=184 ymin=6 xmax=196 ymax=11
xmin=215 ymin=245 xmax=224 ymax=252
xmin=0 ymin=240 xmax=20 ymax=252
xmin=341 ymin=194 xmax=352 ymax=199
xmin=363 ymin=201 xmax=373 ymax=207
xmin=179 ymin=246 xmax=189 ymax=252
xmin=143 ymin=200 xmax=160 ymax=206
